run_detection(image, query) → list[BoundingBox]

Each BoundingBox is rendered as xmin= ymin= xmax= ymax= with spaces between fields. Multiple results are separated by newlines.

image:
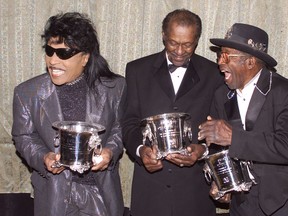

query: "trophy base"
xmin=52 ymin=161 xmax=92 ymax=174
xmin=214 ymin=181 xmax=253 ymax=200
xmin=157 ymin=148 xmax=188 ymax=159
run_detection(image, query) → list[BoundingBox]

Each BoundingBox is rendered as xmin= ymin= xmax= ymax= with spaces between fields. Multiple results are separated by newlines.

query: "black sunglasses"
xmin=45 ymin=45 xmax=81 ymax=60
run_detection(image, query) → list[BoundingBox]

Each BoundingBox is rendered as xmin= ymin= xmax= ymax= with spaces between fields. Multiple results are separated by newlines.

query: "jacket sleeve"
xmin=104 ymin=78 xmax=127 ymax=170
xmin=11 ymin=87 xmax=50 ymax=177
xmin=121 ymin=63 xmax=144 ymax=165
xmin=212 ymin=82 xmax=288 ymax=164
xmin=229 ymin=102 xmax=288 ymax=164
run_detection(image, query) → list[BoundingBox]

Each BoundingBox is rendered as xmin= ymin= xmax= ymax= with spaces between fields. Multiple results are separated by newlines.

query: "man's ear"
xmin=82 ymin=54 xmax=90 ymax=67
xmin=246 ymin=56 xmax=256 ymax=70
xmin=162 ymin=32 xmax=166 ymax=46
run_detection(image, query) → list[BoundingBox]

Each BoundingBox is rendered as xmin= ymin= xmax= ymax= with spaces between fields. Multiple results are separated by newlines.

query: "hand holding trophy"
xmin=52 ymin=121 xmax=105 ymax=173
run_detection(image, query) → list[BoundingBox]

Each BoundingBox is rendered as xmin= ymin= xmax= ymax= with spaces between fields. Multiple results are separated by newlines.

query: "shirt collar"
xmin=236 ymin=69 xmax=262 ymax=96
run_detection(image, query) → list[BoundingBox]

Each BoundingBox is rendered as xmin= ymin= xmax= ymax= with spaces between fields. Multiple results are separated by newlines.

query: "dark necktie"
xmin=168 ymin=62 xmax=189 ymax=73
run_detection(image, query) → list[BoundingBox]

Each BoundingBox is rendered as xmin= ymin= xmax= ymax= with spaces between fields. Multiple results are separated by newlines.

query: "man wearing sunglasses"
xmin=199 ymin=23 xmax=288 ymax=215
xmin=12 ymin=12 xmax=126 ymax=216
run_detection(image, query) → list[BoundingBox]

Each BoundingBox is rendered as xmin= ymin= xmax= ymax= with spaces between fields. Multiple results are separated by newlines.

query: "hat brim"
xmin=209 ymin=46 xmax=221 ymax=53
xmin=210 ymin=38 xmax=277 ymax=67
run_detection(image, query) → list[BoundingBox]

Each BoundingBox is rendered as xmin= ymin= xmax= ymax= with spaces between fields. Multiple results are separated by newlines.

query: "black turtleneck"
xmin=56 ymin=75 xmax=87 ymax=122
xmin=56 ymin=76 xmax=98 ymax=184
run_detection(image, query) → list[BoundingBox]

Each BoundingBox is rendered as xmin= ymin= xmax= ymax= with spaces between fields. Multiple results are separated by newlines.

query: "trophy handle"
xmin=214 ymin=190 xmax=226 ymax=200
xmin=142 ymin=124 xmax=162 ymax=159
xmin=240 ymin=161 xmax=257 ymax=185
xmin=51 ymin=161 xmax=63 ymax=168
xmin=54 ymin=132 xmax=60 ymax=147
xmin=183 ymin=121 xmax=193 ymax=143
xmin=89 ymin=134 xmax=102 ymax=152
xmin=203 ymin=163 xmax=228 ymax=200
xmin=92 ymin=146 xmax=103 ymax=165
xmin=93 ymin=142 xmax=103 ymax=156
xmin=53 ymin=132 xmax=61 ymax=156
xmin=90 ymin=134 xmax=103 ymax=165
xmin=142 ymin=125 xmax=153 ymax=145
xmin=203 ymin=163 xmax=213 ymax=184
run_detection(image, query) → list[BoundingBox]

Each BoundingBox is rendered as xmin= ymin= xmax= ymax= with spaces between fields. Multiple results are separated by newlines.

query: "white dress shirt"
xmin=236 ymin=70 xmax=261 ymax=130
xmin=136 ymin=54 xmax=188 ymax=156
xmin=167 ymin=54 xmax=187 ymax=94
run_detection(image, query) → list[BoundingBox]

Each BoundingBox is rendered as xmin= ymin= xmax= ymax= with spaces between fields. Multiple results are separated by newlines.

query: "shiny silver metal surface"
xmin=52 ymin=121 xmax=105 ymax=173
xmin=141 ymin=112 xmax=192 ymax=159
xmin=203 ymin=150 xmax=256 ymax=199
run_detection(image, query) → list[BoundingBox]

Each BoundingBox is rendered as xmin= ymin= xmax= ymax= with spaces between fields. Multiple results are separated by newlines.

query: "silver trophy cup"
xmin=141 ymin=112 xmax=192 ymax=159
xmin=52 ymin=121 xmax=105 ymax=173
xmin=203 ymin=149 xmax=256 ymax=199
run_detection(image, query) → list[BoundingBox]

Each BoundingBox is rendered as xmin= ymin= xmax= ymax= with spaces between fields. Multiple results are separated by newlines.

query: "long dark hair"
xmin=41 ymin=12 xmax=118 ymax=90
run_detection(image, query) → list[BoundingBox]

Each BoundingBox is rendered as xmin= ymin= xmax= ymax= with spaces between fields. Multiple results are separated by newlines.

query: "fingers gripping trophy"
xmin=199 ymin=117 xmax=257 ymax=200
xmin=203 ymin=149 xmax=257 ymax=200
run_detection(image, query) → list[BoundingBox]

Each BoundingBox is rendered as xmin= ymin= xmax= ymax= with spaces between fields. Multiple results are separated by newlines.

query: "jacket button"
xmin=173 ymin=106 xmax=178 ymax=110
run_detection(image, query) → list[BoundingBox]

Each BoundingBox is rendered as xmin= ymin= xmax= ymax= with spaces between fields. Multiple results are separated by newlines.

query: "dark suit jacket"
xmin=210 ymin=68 xmax=288 ymax=215
xmin=122 ymin=50 xmax=223 ymax=216
xmin=12 ymin=73 xmax=126 ymax=216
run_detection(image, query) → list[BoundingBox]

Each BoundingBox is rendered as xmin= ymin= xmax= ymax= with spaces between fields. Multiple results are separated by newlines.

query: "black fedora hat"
xmin=210 ymin=23 xmax=277 ymax=67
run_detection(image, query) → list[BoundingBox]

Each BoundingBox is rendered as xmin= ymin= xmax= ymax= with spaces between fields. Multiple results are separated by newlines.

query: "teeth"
xmin=224 ymin=72 xmax=231 ymax=81
xmin=52 ymin=69 xmax=64 ymax=76
xmin=220 ymin=69 xmax=231 ymax=81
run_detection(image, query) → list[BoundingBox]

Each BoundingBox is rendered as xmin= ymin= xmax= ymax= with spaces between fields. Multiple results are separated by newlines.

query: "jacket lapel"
xmin=153 ymin=51 xmax=200 ymax=101
xmin=153 ymin=51 xmax=175 ymax=100
xmin=175 ymin=60 xmax=199 ymax=100
xmin=224 ymin=90 xmax=243 ymax=128
xmin=86 ymin=80 xmax=107 ymax=124
xmin=245 ymin=69 xmax=271 ymax=131
xmin=40 ymin=81 xmax=63 ymax=126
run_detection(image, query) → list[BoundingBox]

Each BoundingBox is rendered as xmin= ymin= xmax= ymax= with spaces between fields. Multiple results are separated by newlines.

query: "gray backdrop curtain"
xmin=1 ymin=0 xmax=287 ymax=210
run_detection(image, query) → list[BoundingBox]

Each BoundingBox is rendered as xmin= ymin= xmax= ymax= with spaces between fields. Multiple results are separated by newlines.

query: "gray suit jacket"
xmin=12 ymin=73 xmax=126 ymax=216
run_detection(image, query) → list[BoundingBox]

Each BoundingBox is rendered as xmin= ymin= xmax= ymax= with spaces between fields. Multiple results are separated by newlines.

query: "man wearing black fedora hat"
xmin=198 ymin=23 xmax=288 ymax=215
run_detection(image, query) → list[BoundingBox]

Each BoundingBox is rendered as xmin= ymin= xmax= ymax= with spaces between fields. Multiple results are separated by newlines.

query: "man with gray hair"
xmin=122 ymin=9 xmax=223 ymax=216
